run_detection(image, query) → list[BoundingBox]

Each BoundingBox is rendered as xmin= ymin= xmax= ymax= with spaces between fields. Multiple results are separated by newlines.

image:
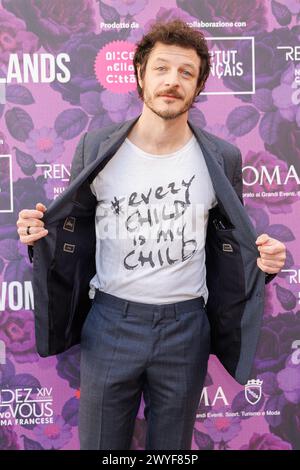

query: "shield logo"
xmin=244 ymin=379 xmax=263 ymax=405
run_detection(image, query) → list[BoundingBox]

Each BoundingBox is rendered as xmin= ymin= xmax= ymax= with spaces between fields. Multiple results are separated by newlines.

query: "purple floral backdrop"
xmin=0 ymin=0 xmax=299 ymax=450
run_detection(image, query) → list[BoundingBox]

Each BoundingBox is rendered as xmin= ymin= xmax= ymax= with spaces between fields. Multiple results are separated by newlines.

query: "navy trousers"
xmin=79 ymin=290 xmax=210 ymax=450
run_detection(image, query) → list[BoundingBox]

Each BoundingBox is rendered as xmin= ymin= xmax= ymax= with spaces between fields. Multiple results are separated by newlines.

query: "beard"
xmin=142 ymin=88 xmax=196 ymax=120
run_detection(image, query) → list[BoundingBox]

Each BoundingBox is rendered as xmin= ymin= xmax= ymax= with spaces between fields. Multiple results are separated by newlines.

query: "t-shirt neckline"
xmin=125 ymin=134 xmax=196 ymax=160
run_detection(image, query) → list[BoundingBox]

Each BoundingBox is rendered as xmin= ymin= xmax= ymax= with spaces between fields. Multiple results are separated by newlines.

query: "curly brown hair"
xmin=133 ymin=19 xmax=211 ymax=99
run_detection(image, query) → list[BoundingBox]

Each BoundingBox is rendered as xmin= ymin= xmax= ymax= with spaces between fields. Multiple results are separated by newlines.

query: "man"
xmin=17 ymin=20 xmax=286 ymax=450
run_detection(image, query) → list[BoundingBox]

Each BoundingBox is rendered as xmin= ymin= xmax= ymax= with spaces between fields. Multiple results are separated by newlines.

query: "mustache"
xmin=157 ymin=90 xmax=183 ymax=99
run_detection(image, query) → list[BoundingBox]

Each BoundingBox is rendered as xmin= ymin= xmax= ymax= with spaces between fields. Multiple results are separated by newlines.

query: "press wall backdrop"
xmin=0 ymin=0 xmax=300 ymax=450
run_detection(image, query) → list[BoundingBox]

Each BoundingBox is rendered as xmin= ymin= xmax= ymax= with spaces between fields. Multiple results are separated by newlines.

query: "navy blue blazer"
xmin=28 ymin=116 xmax=276 ymax=385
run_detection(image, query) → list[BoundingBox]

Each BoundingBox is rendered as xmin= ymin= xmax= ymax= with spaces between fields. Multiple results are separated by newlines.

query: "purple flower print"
xmin=250 ymin=311 xmax=300 ymax=447
xmin=0 ymin=356 xmax=16 ymax=385
xmin=128 ymin=6 xmax=195 ymax=44
xmin=253 ymin=312 xmax=300 ymax=376
xmin=221 ymin=27 xmax=299 ymax=102
xmin=270 ymin=402 xmax=300 ymax=449
xmin=277 ymin=356 xmax=300 ymax=405
xmin=0 ymin=131 xmax=10 ymax=154
xmin=103 ymin=0 xmax=148 ymax=17
xmin=0 ymin=309 xmax=38 ymax=363
xmin=36 ymin=355 xmax=57 ymax=372
xmin=153 ymin=6 xmax=196 ymax=25
xmin=80 ymin=91 xmax=104 ymax=117
xmin=0 ymin=358 xmax=41 ymax=433
xmin=258 ymin=282 xmax=274 ymax=317
xmin=242 ymin=150 xmax=298 ymax=214
xmin=33 ymin=415 xmax=72 ymax=449
xmin=240 ymin=432 xmax=292 ymax=450
xmin=43 ymin=178 xmax=67 ymax=202
xmin=272 ymin=63 xmax=300 ymax=125
xmin=2 ymin=0 xmax=95 ymax=52
xmin=259 ymin=371 xmax=280 ymax=396
xmin=50 ymin=32 xmax=117 ymax=106
xmin=177 ymin=0 xmax=267 ymax=37
xmin=266 ymin=120 xmax=300 ymax=175
xmin=0 ymin=309 xmax=9 ymax=328
xmin=2 ymin=226 xmax=31 ymax=271
xmin=205 ymin=124 xmax=237 ymax=145
xmin=0 ymin=427 xmax=20 ymax=450
xmin=25 ymin=127 xmax=65 ymax=164
xmin=62 ymin=396 xmax=79 ymax=427
xmin=128 ymin=26 xmax=144 ymax=45
xmin=284 ymin=0 xmax=300 ymax=14
xmin=80 ymin=91 xmax=113 ymax=131
xmin=0 ymin=8 xmax=39 ymax=68
xmin=101 ymin=89 xmax=142 ymax=122
xmin=0 ymin=176 xmax=48 ymax=234
xmin=203 ymin=407 xmax=241 ymax=448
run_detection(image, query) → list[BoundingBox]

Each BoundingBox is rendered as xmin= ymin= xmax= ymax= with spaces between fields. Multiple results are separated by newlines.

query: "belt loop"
xmin=174 ymin=304 xmax=180 ymax=321
xmin=123 ymin=301 xmax=129 ymax=318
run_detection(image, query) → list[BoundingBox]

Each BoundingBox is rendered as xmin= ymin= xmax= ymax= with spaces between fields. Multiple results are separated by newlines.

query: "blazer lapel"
xmin=95 ymin=116 xmax=139 ymax=160
xmin=188 ymin=121 xmax=224 ymax=171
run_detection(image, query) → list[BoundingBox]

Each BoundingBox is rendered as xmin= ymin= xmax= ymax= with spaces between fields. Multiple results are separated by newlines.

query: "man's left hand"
xmin=255 ymin=233 xmax=286 ymax=274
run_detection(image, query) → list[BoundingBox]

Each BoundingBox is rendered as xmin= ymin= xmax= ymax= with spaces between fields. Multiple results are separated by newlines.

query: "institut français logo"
xmin=244 ymin=379 xmax=263 ymax=405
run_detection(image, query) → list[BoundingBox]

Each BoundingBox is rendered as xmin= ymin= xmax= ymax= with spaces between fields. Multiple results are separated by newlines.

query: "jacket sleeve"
xmin=232 ymin=148 xmax=277 ymax=285
xmin=27 ymin=132 xmax=87 ymax=264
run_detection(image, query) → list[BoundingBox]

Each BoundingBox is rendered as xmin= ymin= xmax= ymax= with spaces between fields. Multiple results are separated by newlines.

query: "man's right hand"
xmin=17 ymin=202 xmax=48 ymax=246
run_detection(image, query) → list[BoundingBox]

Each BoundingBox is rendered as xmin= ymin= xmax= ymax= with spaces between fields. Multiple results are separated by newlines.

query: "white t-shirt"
xmin=89 ymin=134 xmax=217 ymax=304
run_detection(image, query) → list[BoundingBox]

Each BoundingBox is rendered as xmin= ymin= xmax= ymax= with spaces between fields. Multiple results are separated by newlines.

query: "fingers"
xmin=258 ymin=258 xmax=283 ymax=268
xmin=17 ymin=202 xmax=48 ymax=246
xmin=36 ymin=202 xmax=47 ymax=211
xmin=259 ymin=252 xmax=286 ymax=262
xmin=257 ymin=245 xmax=285 ymax=255
xmin=18 ymin=226 xmax=47 ymax=236
xmin=18 ymin=209 xmax=45 ymax=219
xmin=257 ymin=257 xmax=282 ymax=274
xmin=256 ymin=234 xmax=286 ymax=274
xmin=20 ymin=228 xmax=48 ymax=245
xmin=255 ymin=233 xmax=270 ymax=245
xmin=17 ymin=217 xmax=45 ymax=228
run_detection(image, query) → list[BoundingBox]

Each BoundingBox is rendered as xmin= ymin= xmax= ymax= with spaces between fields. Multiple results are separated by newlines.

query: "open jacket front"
xmin=28 ymin=116 xmax=275 ymax=385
